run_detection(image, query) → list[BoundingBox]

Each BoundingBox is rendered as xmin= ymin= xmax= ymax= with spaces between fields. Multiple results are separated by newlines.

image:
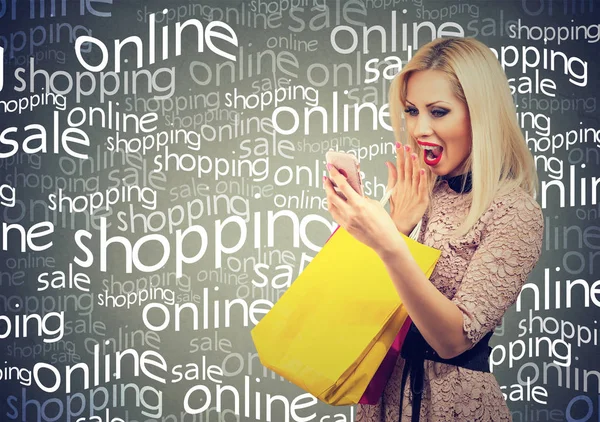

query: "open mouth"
xmin=422 ymin=144 xmax=443 ymax=166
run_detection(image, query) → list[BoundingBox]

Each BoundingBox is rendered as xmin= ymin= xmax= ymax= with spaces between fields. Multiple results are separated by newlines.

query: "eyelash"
xmin=403 ymin=107 xmax=448 ymax=118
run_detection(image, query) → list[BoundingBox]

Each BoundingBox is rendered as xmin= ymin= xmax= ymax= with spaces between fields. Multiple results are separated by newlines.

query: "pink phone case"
xmin=325 ymin=151 xmax=364 ymax=197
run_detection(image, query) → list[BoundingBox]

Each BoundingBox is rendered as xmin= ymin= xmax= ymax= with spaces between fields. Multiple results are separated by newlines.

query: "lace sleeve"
xmin=355 ymin=402 xmax=381 ymax=422
xmin=450 ymin=191 xmax=544 ymax=346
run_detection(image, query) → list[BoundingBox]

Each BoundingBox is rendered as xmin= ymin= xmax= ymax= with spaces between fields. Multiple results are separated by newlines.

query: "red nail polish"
xmin=405 ymin=145 xmax=410 ymax=151
xmin=396 ymin=142 xmax=401 ymax=149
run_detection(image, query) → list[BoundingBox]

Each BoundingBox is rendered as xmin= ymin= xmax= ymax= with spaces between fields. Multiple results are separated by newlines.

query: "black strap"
xmin=398 ymin=322 xmax=493 ymax=421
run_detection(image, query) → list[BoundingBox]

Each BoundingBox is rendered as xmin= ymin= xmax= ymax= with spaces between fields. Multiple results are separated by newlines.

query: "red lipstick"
xmin=417 ymin=141 xmax=443 ymax=166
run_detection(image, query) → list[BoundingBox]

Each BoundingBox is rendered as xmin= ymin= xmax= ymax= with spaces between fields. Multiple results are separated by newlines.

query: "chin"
xmin=429 ymin=167 xmax=450 ymax=177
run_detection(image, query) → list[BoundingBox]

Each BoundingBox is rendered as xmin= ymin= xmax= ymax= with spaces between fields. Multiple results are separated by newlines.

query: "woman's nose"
xmin=414 ymin=114 xmax=433 ymax=138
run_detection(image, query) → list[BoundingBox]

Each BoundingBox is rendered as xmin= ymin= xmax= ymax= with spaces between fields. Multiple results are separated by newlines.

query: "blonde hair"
xmin=389 ymin=37 xmax=539 ymax=238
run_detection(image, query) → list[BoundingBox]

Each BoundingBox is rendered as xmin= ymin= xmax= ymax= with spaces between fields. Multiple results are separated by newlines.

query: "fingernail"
xmin=412 ymin=153 xmax=417 ymax=160
xmin=405 ymin=145 xmax=410 ymax=151
xmin=395 ymin=142 xmax=401 ymax=149
xmin=326 ymin=163 xmax=332 ymax=170
xmin=323 ymin=176 xmax=327 ymax=182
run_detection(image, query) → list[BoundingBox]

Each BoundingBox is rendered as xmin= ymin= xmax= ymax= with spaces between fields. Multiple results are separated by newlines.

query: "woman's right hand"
xmin=385 ymin=142 xmax=430 ymax=236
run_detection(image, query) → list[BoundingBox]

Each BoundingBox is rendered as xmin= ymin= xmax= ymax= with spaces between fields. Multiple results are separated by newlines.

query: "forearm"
xmin=376 ymin=236 xmax=472 ymax=359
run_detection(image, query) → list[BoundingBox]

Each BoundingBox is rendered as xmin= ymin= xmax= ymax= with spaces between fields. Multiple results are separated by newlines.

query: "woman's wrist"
xmin=396 ymin=222 xmax=414 ymax=237
xmin=375 ymin=233 xmax=412 ymax=263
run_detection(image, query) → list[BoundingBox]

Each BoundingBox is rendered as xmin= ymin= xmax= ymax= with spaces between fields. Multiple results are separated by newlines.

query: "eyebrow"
xmin=406 ymin=100 xmax=451 ymax=107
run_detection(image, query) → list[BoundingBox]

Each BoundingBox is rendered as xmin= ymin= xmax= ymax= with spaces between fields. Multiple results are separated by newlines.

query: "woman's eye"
xmin=404 ymin=107 xmax=447 ymax=117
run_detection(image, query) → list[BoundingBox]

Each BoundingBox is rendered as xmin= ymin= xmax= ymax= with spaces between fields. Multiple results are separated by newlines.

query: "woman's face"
xmin=403 ymin=70 xmax=472 ymax=177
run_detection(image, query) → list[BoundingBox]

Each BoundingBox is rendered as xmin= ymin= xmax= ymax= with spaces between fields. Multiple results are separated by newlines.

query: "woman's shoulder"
xmin=485 ymin=185 xmax=544 ymax=237
xmin=491 ymin=185 xmax=543 ymax=217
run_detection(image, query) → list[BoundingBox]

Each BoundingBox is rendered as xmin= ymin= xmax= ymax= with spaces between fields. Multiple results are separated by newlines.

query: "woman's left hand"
xmin=323 ymin=165 xmax=409 ymax=258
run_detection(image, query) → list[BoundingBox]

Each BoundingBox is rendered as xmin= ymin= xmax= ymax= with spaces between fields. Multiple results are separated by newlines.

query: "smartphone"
xmin=325 ymin=150 xmax=364 ymax=198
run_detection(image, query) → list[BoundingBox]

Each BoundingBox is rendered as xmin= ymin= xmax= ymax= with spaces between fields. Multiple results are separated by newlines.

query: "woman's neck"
xmin=441 ymin=170 xmax=472 ymax=193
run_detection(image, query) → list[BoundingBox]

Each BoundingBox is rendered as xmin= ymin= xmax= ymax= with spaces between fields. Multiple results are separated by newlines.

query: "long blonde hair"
xmin=389 ymin=37 xmax=539 ymax=238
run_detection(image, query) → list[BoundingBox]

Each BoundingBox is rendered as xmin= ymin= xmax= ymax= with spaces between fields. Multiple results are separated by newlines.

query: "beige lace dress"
xmin=356 ymin=176 xmax=544 ymax=422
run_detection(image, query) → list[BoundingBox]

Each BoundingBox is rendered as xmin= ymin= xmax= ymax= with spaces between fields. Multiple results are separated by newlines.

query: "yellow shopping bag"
xmin=251 ymin=226 xmax=441 ymax=405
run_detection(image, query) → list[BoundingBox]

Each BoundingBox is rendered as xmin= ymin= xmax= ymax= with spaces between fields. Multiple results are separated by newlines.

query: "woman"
xmin=323 ymin=37 xmax=544 ymax=421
